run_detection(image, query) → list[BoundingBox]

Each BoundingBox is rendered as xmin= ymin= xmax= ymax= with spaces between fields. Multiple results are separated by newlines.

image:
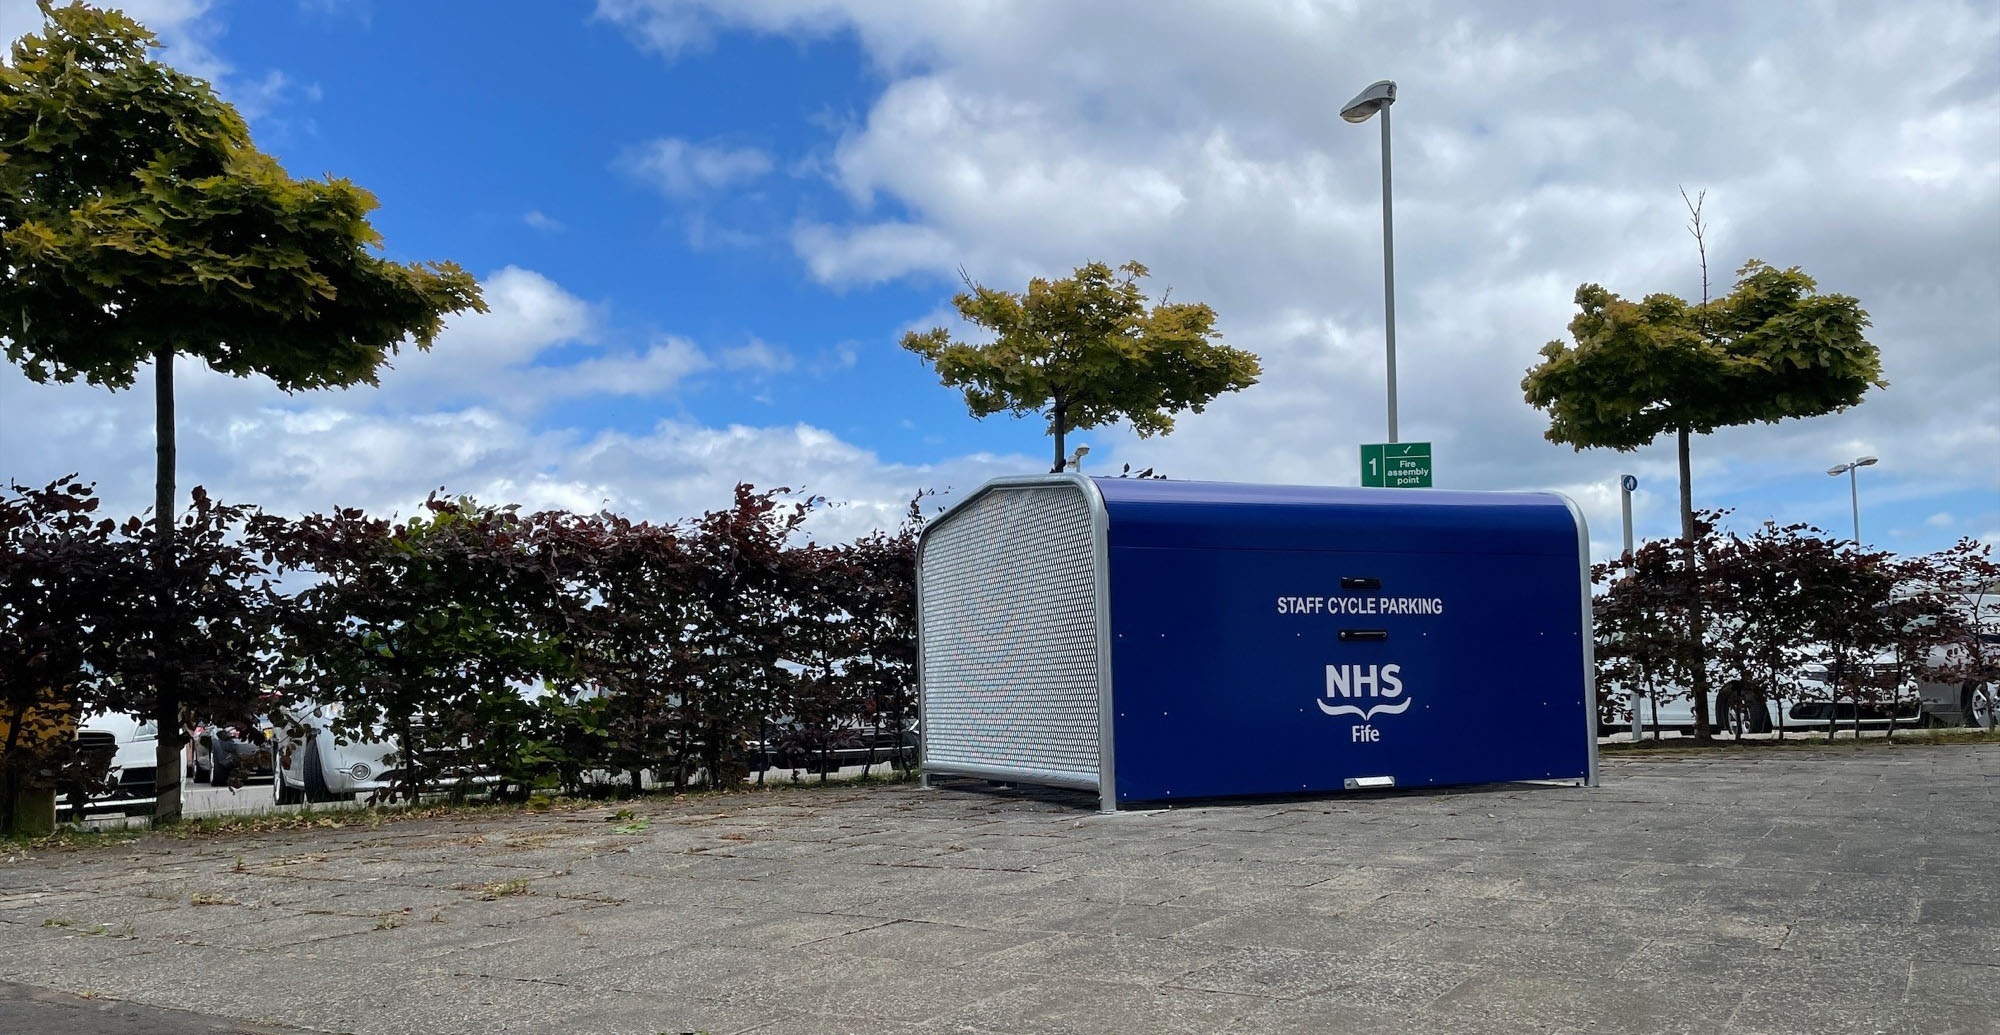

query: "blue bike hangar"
xmin=915 ymin=474 xmax=1598 ymax=813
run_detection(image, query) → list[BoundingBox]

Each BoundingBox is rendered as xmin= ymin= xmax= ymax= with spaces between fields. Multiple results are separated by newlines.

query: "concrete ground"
xmin=1 ymin=746 xmax=1995 ymax=1035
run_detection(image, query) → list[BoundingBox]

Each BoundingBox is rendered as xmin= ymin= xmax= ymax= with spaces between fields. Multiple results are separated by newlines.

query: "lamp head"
xmin=1341 ymin=80 xmax=1397 ymax=123
xmin=1854 ymin=455 xmax=1878 ymax=468
xmin=1827 ymin=464 xmax=1850 ymax=476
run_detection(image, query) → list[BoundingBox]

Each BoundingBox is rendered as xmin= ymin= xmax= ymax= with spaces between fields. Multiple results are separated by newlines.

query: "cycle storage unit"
xmin=916 ymin=475 xmax=1597 ymax=812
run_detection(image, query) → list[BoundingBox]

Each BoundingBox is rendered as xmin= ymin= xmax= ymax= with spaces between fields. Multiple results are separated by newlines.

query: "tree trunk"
xmin=152 ymin=345 xmax=184 ymax=825
xmin=1051 ymin=400 xmax=1067 ymax=474
xmin=1 ymin=701 xmax=28 ymax=834
xmin=1678 ymin=427 xmax=1713 ymax=742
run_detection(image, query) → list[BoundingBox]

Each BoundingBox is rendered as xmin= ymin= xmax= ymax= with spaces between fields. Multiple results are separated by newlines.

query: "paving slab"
xmin=0 ymin=743 xmax=1994 ymax=1034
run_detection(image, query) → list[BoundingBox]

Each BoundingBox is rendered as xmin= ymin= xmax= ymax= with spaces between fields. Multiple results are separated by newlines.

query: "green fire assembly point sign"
xmin=1361 ymin=442 xmax=1433 ymax=488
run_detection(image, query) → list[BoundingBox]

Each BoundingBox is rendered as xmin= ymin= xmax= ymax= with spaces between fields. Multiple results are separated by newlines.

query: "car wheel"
xmin=301 ymin=740 xmax=333 ymax=803
xmin=273 ymin=768 xmax=303 ymax=806
xmin=1967 ymin=684 xmax=1996 ymax=732
xmin=300 ymin=740 xmax=353 ymax=804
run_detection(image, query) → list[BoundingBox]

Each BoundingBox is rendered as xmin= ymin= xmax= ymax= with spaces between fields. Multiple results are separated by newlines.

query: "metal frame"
xmin=1557 ymin=493 xmax=1600 ymax=787
xmin=915 ymin=474 xmax=1120 ymax=813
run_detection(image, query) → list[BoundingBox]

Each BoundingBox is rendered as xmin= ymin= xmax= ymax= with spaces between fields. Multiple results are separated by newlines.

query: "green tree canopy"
xmin=901 ymin=260 xmax=1260 ymax=472
xmin=1522 ymin=261 xmax=1880 ymax=451
xmin=1523 ymin=255 xmax=1881 ymax=739
xmin=0 ymin=2 xmax=485 ymax=821
xmin=0 ymin=3 xmax=482 ymax=388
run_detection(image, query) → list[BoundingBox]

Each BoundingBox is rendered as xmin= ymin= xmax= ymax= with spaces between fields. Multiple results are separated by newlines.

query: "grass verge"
xmin=3 ymin=767 xmax=920 ymax=854
xmin=1603 ymin=726 xmax=2000 ymax=755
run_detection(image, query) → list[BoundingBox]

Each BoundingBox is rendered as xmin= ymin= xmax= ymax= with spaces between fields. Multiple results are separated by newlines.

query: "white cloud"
xmin=523 ymin=210 xmax=566 ymax=232
xmin=601 ymin=0 xmax=2000 ymax=558
xmin=545 ymin=336 xmax=712 ymax=398
xmin=719 ymin=339 xmax=795 ymax=373
xmin=2 ymin=355 xmax=1028 ymax=541
xmin=792 ymin=220 xmax=958 ymax=286
xmin=2 ymin=267 xmax=762 ymax=518
xmin=618 ymin=137 xmax=774 ymax=198
xmin=8 ymin=3 xmax=1998 ymax=562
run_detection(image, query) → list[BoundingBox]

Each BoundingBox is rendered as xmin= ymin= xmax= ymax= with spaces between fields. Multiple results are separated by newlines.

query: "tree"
xmin=110 ymin=486 xmax=282 ymax=785
xmin=1790 ymin=539 xmax=1899 ymax=740
xmin=261 ymin=498 xmax=568 ymax=802
xmin=1881 ymin=539 xmax=1999 ymax=737
xmin=0 ymin=478 xmax=130 ymax=832
xmin=0 ymin=4 xmax=485 ymax=821
xmin=558 ymin=509 xmax=700 ymax=794
xmin=902 ymin=261 xmax=1260 ymax=472
xmin=839 ymin=506 xmax=923 ymax=776
xmin=1594 ymin=522 xmax=1712 ymax=739
xmin=675 ymin=486 xmax=818 ymax=790
xmin=1706 ymin=519 xmax=1862 ymax=740
xmin=1522 ymin=195 xmax=1881 ymax=739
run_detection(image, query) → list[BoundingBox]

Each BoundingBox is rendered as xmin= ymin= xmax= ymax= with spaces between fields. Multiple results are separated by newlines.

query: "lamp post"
xmin=1825 ymin=455 xmax=1878 ymax=547
xmin=1341 ymin=78 xmax=1399 ymax=444
xmin=1620 ymin=474 xmax=1639 ymax=742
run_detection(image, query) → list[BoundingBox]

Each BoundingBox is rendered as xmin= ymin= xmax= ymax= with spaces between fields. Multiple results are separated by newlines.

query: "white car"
xmin=71 ymin=712 xmax=161 ymax=810
xmin=1907 ymin=587 xmax=1999 ymax=730
xmin=1622 ymin=690 xmax=1783 ymax=737
xmin=271 ymin=704 xmax=497 ymax=805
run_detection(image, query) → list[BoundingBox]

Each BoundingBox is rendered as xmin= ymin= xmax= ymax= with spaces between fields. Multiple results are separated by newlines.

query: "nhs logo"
xmin=1318 ymin=663 xmax=1411 ymax=722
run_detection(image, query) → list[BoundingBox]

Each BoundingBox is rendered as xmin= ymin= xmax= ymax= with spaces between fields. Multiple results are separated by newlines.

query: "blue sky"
xmin=218 ymin=1 xmax=965 ymax=451
xmin=3 ymin=1 xmax=1997 ymax=559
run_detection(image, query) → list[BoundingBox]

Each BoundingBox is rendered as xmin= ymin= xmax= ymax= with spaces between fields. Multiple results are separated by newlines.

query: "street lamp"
xmin=1342 ymin=78 xmax=1399 ymax=444
xmin=1826 ymin=455 xmax=1878 ymax=547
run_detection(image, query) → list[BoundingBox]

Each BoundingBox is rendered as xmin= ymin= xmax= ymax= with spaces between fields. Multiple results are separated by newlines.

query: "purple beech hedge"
xmin=1593 ymin=509 xmax=1998 ymax=740
xmin=3 ymin=477 xmax=922 ymax=808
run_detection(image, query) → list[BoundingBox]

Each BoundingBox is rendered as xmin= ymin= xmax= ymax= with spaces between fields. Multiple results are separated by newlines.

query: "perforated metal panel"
xmin=919 ymin=482 xmax=1102 ymax=785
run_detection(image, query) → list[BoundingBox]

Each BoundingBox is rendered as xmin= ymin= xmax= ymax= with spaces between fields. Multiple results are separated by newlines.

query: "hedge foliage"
xmin=2 ymin=477 xmax=921 ymax=804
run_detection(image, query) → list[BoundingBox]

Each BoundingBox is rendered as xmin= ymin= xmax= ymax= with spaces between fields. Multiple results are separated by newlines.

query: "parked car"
xmin=71 ymin=711 xmax=160 ymax=811
xmin=1625 ymin=689 xmax=1782 ymax=737
xmin=1617 ymin=585 xmax=1999 ymax=737
xmin=1907 ymin=586 xmax=1999 ymax=730
xmin=750 ymin=720 xmax=919 ymax=775
xmin=271 ymin=703 xmax=497 ymax=805
xmin=188 ymin=719 xmax=276 ymax=785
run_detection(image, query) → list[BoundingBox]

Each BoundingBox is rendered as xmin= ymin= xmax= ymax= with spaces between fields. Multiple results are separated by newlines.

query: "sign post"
xmin=1360 ymin=442 xmax=1433 ymax=488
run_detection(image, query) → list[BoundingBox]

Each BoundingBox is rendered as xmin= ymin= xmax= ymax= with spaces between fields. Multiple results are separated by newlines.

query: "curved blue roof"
xmin=1091 ymin=477 xmax=1583 ymax=557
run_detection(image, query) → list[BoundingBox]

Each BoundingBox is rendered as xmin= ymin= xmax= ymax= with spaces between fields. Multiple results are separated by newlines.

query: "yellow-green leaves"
xmin=1521 ymin=262 xmax=1880 ymax=453
xmin=0 ymin=2 xmax=486 ymax=391
xmin=900 ymin=260 xmax=1260 ymax=471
